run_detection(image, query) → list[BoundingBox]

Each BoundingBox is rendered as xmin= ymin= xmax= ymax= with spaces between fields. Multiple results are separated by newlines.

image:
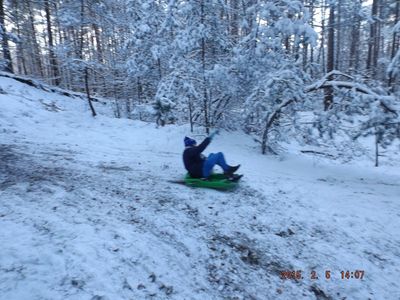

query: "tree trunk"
xmin=76 ymin=0 xmax=86 ymax=92
xmin=374 ymin=0 xmax=383 ymax=79
xmin=114 ymin=99 xmax=121 ymax=118
xmin=324 ymin=3 xmax=335 ymax=110
xmin=388 ymin=0 xmax=399 ymax=88
xmin=0 ymin=0 xmax=14 ymax=73
xmin=84 ymin=67 xmax=97 ymax=117
xmin=261 ymin=99 xmax=294 ymax=154
xmin=284 ymin=37 xmax=290 ymax=53
xmin=303 ymin=43 xmax=308 ymax=69
xmin=335 ymin=0 xmax=342 ymax=70
xmin=137 ymin=77 xmax=143 ymax=104
xmin=79 ymin=0 xmax=85 ymax=61
xmin=27 ymin=0 xmax=43 ymax=77
xmin=230 ymin=0 xmax=239 ymax=41
xmin=45 ymin=0 xmax=60 ymax=85
xmin=349 ymin=1 xmax=361 ymax=73
xmin=93 ymin=23 xmax=104 ymax=63
xmin=309 ymin=0 xmax=315 ymax=69
xmin=261 ymin=124 xmax=269 ymax=155
xmin=126 ymin=98 xmax=131 ymax=118
xmin=12 ymin=0 xmax=26 ymax=74
xmin=201 ymin=0 xmax=209 ymax=134
xmin=375 ymin=128 xmax=379 ymax=167
xmin=188 ymin=96 xmax=194 ymax=133
xmin=318 ymin=3 xmax=326 ymax=73
xmin=367 ymin=0 xmax=380 ymax=77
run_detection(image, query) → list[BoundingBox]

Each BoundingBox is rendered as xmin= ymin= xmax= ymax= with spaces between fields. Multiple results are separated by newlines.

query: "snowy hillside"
xmin=0 ymin=76 xmax=400 ymax=300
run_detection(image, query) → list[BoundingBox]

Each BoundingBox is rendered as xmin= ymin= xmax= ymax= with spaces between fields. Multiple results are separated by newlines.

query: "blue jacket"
xmin=183 ymin=137 xmax=211 ymax=178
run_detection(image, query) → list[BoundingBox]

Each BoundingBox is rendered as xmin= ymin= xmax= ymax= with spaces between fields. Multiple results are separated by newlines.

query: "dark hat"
xmin=184 ymin=136 xmax=197 ymax=147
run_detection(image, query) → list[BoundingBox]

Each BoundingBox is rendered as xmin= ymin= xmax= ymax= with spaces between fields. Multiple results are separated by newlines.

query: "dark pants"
xmin=202 ymin=152 xmax=229 ymax=177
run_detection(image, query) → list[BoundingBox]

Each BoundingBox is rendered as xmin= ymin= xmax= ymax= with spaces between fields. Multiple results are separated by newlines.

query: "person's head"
xmin=184 ymin=136 xmax=197 ymax=147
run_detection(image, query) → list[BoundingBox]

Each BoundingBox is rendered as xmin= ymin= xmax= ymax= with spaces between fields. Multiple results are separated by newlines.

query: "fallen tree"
xmin=305 ymin=70 xmax=398 ymax=116
xmin=0 ymin=71 xmax=106 ymax=104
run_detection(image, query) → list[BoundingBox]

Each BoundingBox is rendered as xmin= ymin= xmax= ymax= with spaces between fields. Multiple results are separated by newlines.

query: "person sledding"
xmin=183 ymin=130 xmax=241 ymax=181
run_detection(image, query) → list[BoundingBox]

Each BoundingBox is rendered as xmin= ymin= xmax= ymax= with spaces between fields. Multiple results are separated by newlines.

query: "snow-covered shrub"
xmin=306 ymin=74 xmax=400 ymax=165
xmin=153 ymin=97 xmax=176 ymax=127
xmin=244 ymin=68 xmax=308 ymax=154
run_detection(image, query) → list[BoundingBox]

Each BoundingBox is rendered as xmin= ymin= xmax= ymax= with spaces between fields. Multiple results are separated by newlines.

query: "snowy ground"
xmin=0 ymin=76 xmax=399 ymax=300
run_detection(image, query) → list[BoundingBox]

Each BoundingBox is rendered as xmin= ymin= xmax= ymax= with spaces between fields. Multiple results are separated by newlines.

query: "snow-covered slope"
xmin=0 ymin=76 xmax=399 ymax=300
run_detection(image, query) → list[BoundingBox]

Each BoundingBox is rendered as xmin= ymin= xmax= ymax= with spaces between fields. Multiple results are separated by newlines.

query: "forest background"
xmin=1 ymin=0 xmax=399 ymax=165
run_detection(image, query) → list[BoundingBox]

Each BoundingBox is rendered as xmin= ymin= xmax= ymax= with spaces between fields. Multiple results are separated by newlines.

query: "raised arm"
xmin=192 ymin=137 xmax=211 ymax=155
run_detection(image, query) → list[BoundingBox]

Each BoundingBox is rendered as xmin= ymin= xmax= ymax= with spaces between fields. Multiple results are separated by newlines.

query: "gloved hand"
xmin=208 ymin=129 xmax=220 ymax=140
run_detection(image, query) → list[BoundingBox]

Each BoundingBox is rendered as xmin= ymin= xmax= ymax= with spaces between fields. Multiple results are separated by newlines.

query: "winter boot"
xmin=224 ymin=164 xmax=240 ymax=176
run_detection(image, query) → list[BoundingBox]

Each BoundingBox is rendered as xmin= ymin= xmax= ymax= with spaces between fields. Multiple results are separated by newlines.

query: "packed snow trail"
xmin=0 ymin=76 xmax=399 ymax=299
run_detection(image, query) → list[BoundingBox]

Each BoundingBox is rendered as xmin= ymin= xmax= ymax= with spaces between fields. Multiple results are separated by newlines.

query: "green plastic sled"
xmin=184 ymin=173 xmax=239 ymax=190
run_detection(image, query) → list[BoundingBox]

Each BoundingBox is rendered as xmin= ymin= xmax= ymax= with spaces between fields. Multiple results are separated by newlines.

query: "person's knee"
xmin=208 ymin=153 xmax=216 ymax=160
xmin=217 ymin=152 xmax=226 ymax=160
